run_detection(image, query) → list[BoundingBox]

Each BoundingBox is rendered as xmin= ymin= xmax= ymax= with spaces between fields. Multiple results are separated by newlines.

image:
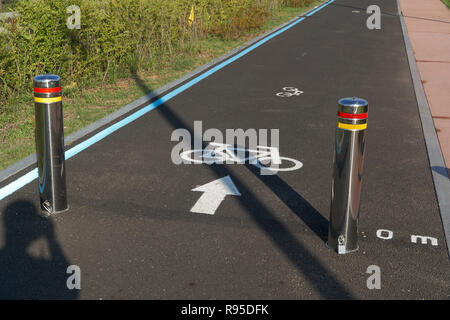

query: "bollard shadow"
xmin=244 ymin=163 xmax=329 ymax=243
xmin=130 ymin=71 xmax=354 ymax=299
xmin=432 ymin=166 xmax=450 ymax=179
xmin=0 ymin=200 xmax=78 ymax=299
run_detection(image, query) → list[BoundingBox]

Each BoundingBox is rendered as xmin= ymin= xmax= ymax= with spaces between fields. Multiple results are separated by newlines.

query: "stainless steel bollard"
xmin=34 ymin=74 xmax=68 ymax=215
xmin=328 ymin=97 xmax=368 ymax=254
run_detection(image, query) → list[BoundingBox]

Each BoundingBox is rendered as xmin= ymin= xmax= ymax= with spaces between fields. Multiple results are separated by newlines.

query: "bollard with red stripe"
xmin=328 ymin=97 xmax=368 ymax=254
xmin=34 ymin=74 xmax=68 ymax=216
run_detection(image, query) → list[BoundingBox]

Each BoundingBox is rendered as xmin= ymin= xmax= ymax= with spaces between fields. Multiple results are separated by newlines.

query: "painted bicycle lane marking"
xmin=276 ymin=87 xmax=304 ymax=97
xmin=179 ymin=142 xmax=303 ymax=215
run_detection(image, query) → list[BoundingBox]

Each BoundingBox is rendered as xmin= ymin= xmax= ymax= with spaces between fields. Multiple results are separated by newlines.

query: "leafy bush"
xmin=0 ymin=0 xmax=311 ymax=108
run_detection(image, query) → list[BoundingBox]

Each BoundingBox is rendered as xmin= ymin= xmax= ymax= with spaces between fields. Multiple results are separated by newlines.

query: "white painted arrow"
xmin=190 ymin=176 xmax=241 ymax=215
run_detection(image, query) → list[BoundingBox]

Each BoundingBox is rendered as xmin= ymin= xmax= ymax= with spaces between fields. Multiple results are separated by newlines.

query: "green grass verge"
xmin=0 ymin=0 xmax=323 ymax=172
xmin=442 ymin=0 xmax=450 ymax=8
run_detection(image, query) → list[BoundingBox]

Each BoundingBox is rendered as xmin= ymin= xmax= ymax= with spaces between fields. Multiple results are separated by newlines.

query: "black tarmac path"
xmin=0 ymin=0 xmax=449 ymax=299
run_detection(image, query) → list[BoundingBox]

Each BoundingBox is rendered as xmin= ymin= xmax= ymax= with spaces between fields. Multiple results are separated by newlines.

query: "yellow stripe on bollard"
xmin=34 ymin=96 xmax=62 ymax=103
xmin=337 ymin=122 xmax=367 ymax=131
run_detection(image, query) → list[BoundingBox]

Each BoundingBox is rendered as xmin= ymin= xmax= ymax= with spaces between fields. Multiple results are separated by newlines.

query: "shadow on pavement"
xmin=432 ymin=166 xmax=450 ymax=179
xmin=0 ymin=200 xmax=78 ymax=299
xmin=130 ymin=71 xmax=353 ymax=299
xmin=245 ymin=163 xmax=329 ymax=242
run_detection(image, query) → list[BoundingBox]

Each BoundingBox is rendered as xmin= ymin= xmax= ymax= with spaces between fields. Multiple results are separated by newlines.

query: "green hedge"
xmin=0 ymin=0 xmax=315 ymax=106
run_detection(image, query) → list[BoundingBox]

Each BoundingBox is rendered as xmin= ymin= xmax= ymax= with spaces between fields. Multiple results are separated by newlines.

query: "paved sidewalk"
xmin=399 ymin=0 xmax=450 ymax=176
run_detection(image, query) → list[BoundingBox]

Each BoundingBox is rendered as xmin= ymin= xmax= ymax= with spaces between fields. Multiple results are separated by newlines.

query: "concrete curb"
xmin=0 ymin=2 xmax=326 ymax=185
xmin=396 ymin=0 xmax=450 ymax=258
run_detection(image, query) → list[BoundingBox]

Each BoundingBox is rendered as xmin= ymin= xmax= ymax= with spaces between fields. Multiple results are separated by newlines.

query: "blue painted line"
xmin=0 ymin=0 xmax=335 ymax=202
xmin=0 ymin=169 xmax=38 ymax=201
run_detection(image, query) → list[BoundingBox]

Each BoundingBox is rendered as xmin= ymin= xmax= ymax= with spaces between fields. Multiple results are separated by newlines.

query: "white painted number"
xmin=376 ymin=229 xmax=393 ymax=240
xmin=411 ymin=235 xmax=438 ymax=246
xmin=375 ymin=230 xmax=438 ymax=247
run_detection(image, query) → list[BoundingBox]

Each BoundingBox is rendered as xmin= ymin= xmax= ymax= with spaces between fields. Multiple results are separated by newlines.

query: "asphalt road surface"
xmin=0 ymin=0 xmax=449 ymax=299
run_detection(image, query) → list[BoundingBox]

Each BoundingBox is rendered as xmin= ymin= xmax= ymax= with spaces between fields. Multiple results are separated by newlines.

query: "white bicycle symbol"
xmin=180 ymin=142 xmax=303 ymax=174
xmin=276 ymin=87 xmax=304 ymax=97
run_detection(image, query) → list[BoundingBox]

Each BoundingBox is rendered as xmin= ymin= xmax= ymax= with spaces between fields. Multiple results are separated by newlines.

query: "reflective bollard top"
xmin=337 ymin=97 xmax=369 ymax=131
xmin=33 ymin=74 xmax=62 ymax=102
xmin=34 ymin=74 xmax=61 ymax=88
